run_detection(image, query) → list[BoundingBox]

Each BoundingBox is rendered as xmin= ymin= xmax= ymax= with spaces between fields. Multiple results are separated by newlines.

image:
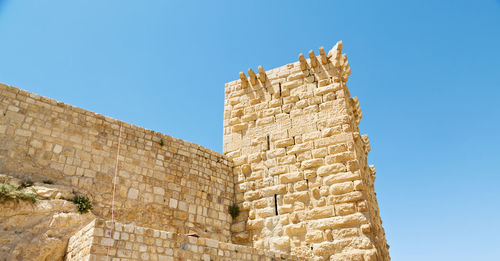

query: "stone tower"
xmin=223 ymin=41 xmax=390 ymax=260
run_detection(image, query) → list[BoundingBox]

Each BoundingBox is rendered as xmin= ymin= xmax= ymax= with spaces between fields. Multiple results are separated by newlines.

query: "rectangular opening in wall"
xmin=274 ymin=194 xmax=278 ymax=215
xmin=266 ymin=134 xmax=270 ymax=150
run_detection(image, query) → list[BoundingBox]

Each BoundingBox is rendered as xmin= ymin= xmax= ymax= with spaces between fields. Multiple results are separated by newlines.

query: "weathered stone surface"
xmin=0 ymin=175 xmax=95 ymax=261
xmin=222 ymin=41 xmax=389 ymax=261
xmin=317 ymin=163 xmax=346 ymax=176
xmin=0 ymin=40 xmax=389 ymax=261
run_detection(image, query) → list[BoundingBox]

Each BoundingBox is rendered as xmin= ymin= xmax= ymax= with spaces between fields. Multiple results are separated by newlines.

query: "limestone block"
xmin=244 ymin=191 xmax=260 ymax=201
xmin=335 ymin=203 xmax=356 ymax=216
xmin=229 ymin=117 xmax=242 ymax=125
xmin=293 ymin=180 xmax=308 ymax=191
xmin=317 ymin=163 xmax=346 ymax=177
xmin=283 ymin=191 xmax=309 ymax=204
xmin=284 ymin=223 xmax=306 ymax=235
xmin=329 ymin=252 xmax=364 ymax=261
xmin=278 ymin=204 xmax=293 ymax=214
xmin=305 ymin=230 xmax=323 ymax=243
xmin=279 ymin=172 xmax=303 ymax=184
xmin=328 ymin=143 xmax=348 ymax=154
xmin=327 ymin=191 xmax=365 ymax=205
xmin=247 ymin=219 xmax=264 ymax=230
xmin=259 ymin=184 xmax=287 ymax=197
xmin=277 ymin=155 xmax=296 ymax=165
xmin=329 ymin=182 xmax=354 ymax=195
xmin=232 ymin=231 xmax=250 ymax=242
xmin=127 ymin=188 xmax=139 ymax=200
xmin=331 ymin=227 xmax=359 ymax=239
xmin=308 ymin=212 xmax=368 ymax=230
xmin=323 ymin=171 xmax=360 ymax=185
xmin=306 ymin=206 xmax=334 ymax=220
xmin=325 ymin=152 xmax=355 ymax=164
xmin=314 ymin=134 xmax=351 ymax=148
xmin=287 ymin=72 xmax=307 ymax=81
xmin=268 ymin=166 xmax=286 ymax=176
xmin=247 ymin=170 xmax=264 ymax=181
xmin=301 ymin=159 xmax=323 ymax=169
xmin=242 ymin=113 xmax=257 ymax=122
xmin=282 ymin=80 xmax=302 ymax=90
xmin=256 ymin=207 xmax=275 ymax=218
xmin=304 ymin=169 xmax=316 ymax=179
xmin=253 ymin=198 xmax=271 ymax=209
xmin=274 ymin=138 xmax=294 ymax=148
xmin=232 ymin=123 xmax=248 ymax=132
xmin=270 ymin=236 xmax=290 ymax=248
xmin=233 ymin=155 xmax=248 ymax=166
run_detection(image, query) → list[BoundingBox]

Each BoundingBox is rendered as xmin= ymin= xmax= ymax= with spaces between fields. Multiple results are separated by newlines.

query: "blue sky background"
xmin=1 ymin=1 xmax=499 ymax=260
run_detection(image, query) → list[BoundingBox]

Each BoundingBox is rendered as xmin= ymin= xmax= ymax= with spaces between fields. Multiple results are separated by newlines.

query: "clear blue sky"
xmin=1 ymin=1 xmax=499 ymax=260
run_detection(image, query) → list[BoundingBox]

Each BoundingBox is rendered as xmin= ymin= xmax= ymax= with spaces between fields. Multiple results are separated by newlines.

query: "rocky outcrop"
xmin=0 ymin=175 xmax=95 ymax=261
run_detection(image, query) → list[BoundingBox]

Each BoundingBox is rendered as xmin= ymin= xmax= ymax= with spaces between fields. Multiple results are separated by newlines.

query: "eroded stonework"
xmin=0 ymin=41 xmax=389 ymax=260
xmin=223 ymin=42 xmax=390 ymax=260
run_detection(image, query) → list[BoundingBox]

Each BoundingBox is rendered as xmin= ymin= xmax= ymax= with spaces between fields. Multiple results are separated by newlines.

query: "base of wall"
xmin=68 ymin=218 xmax=299 ymax=261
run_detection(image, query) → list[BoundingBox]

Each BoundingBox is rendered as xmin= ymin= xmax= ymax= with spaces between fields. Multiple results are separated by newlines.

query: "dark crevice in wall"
xmin=274 ymin=194 xmax=278 ymax=215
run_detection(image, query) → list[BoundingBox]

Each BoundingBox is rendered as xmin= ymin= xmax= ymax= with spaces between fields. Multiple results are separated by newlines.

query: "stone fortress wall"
xmin=223 ymin=42 xmax=390 ymax=260
xmin=0 ymin=40 xmax=390 ymax=260
xmin=0 ymin=83 xmax=234 ymax=242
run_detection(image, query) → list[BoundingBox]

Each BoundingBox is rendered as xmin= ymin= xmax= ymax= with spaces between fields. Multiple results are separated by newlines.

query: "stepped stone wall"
xmin=67 ymin=218 xmax=297 ymax=261
xmin=0 ymin=83 xmax=234 ymax=242
xmin=223 ymin=42 xmax=390 ymax=260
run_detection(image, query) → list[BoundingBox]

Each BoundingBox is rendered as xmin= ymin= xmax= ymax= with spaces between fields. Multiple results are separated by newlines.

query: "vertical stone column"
xmin=223 ymin=41 xmax=390 ymax=260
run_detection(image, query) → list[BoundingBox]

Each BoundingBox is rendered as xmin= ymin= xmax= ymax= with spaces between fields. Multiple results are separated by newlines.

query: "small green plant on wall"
xmin=71 ymin=195 xmax=93 ymax=213
xmin=228 ymin=203 xmax=239 ymax=219
xmin=19 ymin=179 xmax=34 ymax=188
xmin=42 ymin=180 xmax=54 ymax=185
xmin=0 ymin=183 xmax=37 ymax=204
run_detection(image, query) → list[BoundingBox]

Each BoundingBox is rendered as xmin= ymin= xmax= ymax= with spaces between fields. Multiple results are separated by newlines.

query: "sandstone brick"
xmin=309 ymin=213 xmax=368 ymax=230
xmin=325 ymin=152 xmax=355 ymax=164
xmin=335 ymin=203 xmax=356 ymax=216
xmin=269 ymin=165 xmax=287 ymax=176
xmin=301 ymin=159 xmax=323 ymax=169
xmin=283 ymin=191 xmax=309 ymax=204
xmin=317 ymin=163 xmax=346 ymax=176
xmin=305 ymin=230 xmax=324 ymax=243
xmin=259 ymin=184 xmax=287 ymax=197
xmin=284 ymin=223 xmax=305 ymax=235
xmin=287 ymin=142 xmax=312 ymax=155
xmin=306 ymin=206 xmax=334 ymax=220
xmin=327 ymin=191 xmax=365 ymax=204
xmin=274 ymin=138 xmax=294 ymax=148
xmin=329 ymin=182 xmax=354 ymax=195
xmin=247 ymin=219 xmax=264 ymax=230
xmin=279 ymin=172 xmax=303 ymax=183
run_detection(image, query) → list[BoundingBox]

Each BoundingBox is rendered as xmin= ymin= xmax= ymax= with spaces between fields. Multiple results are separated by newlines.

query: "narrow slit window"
xmin=266 ymin=134 xmax=270 ymax=150
xmin=274 ymin=194 xmax=279 ymax=215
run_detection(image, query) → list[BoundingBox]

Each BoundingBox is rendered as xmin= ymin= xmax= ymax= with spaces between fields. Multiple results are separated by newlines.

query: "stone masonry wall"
xmin=67 ymin=219 xmax=97 ymax=260
xmin=0 ymin=83 xmax=234 ymax=242
xmin=84 ymin=218 xmax=297 ymax=261
xmin=223 ymin=42 xmax=390 ymax=260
